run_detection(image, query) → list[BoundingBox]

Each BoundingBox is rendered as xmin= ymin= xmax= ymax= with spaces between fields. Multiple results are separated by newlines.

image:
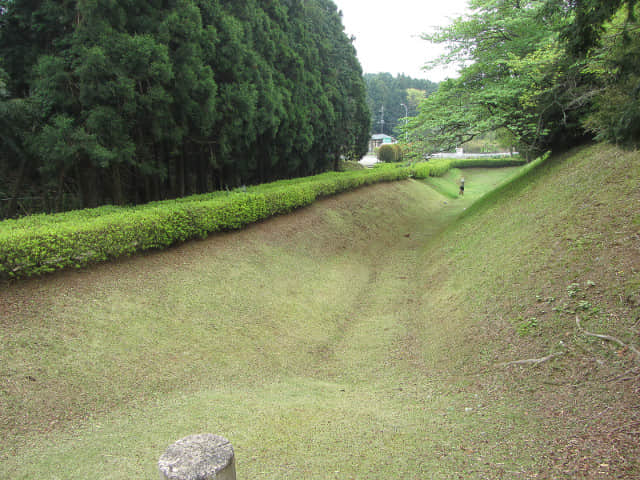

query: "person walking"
xmin=459 ymin=177 xmax=465 ymax=196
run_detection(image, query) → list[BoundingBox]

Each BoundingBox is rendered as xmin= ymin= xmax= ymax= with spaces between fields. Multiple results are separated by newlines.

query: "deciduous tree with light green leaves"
xmin=409 ymin=0 xmax=587 ymax=159
xmin=409 ymin=0 xmax=640 ymax=158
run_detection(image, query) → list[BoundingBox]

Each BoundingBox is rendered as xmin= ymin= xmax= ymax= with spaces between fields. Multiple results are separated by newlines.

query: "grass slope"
xmin=1 ymin=145 xmax=638 ymax=479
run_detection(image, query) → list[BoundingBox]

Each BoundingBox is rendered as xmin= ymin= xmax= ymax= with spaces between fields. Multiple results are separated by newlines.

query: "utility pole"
xmin=400 ymin=103 xmax=408 ymax=143
xmin=379 ymin=105 xmax=385 ymax=134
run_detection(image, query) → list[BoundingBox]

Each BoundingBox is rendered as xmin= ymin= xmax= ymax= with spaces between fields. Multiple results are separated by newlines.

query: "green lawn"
xmin=1 ymin=147 xmax=638 ymax=478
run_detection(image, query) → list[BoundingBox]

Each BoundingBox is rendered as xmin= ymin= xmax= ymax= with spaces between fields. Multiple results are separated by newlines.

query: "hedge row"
xmin=0 ymin=156 xmax=524 ymax=279
xmin=0 ymin=167 xmax=408 ymax=279
xmin=410 ymin=156 xmax=526 ymax=178
xmin=449 ymin=157 xmax=526 ymax=168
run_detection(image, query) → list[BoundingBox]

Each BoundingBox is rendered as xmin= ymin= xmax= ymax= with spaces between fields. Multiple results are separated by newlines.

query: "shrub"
xmin=409 ymin=158 xmax=452 ymax=178
xmin=451 ymin=156 xmax=525 ymax=168
xmin=377 ymin=144 xmax=398 ymax=162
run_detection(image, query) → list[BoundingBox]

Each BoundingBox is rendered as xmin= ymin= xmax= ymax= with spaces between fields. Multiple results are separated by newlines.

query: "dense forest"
xmin=0 ymin=0 xmax=370 ymax=217
xmin=364 ymin=73 xmax=437 ymax=136
xmin=408 ymin=0 xmax=640 ymax=159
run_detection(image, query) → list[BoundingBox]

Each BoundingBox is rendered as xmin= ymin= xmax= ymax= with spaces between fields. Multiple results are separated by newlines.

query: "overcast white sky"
xmin=332 ymin=0 xmax=470 ymax=82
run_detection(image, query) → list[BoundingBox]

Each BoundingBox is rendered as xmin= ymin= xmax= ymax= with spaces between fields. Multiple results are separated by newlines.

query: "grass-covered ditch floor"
xmin=0 ymin=156 xmax=524 ymax=280
xmin=1 ymin=145 xmax=639 ymax=478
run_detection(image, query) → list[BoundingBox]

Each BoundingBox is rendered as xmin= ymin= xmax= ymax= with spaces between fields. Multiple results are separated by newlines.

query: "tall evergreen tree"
xmin=0 ymin=0 xmax=370 ymax=216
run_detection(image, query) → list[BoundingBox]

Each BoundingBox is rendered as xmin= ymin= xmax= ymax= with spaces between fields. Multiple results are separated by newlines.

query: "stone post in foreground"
xmin=159 ymin=433 xmax=236 ymax=480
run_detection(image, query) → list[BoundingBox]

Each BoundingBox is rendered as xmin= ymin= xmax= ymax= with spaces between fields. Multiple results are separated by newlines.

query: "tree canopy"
xmin=364 ymin=73 xmax=437 ymax=136
xmin=0 ymin=0 xmax=370 ymax=217
xmin=408 ymin=0 xmax=640 ymax=159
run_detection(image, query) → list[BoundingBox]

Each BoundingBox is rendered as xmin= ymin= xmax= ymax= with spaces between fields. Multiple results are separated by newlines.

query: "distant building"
xmin=369 ymin=134 xmax=396 ymax=152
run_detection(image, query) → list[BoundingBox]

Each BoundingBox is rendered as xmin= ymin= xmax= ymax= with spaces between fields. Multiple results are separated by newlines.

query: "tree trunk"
xmin=178 ymin=150 xmax=186 ymax=197
xmin=5 ymin=156 xmax=27 ymax=218
xmin=80 ymin=160 xmax=99 ymax=208
xmin=112 ymin=163 xmax=124 ymax=205
xmin=57 ymin=167 xmax=67 ymax=212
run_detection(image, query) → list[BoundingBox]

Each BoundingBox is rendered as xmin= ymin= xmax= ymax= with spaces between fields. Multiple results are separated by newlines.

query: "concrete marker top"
xmin=159 ymin=433 xmax=235 ymax=480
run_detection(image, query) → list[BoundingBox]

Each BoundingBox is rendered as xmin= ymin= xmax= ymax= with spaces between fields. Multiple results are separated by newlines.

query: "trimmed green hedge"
xmin=0 ymin=168 xmax=407 ymax=279
xmin=449 ymin=157 xmax=526 ymax=168
xmin=0 ymin=156 xmax=524 ymax=279
xmin=408 ymin=156 xmax=526 ymax=178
